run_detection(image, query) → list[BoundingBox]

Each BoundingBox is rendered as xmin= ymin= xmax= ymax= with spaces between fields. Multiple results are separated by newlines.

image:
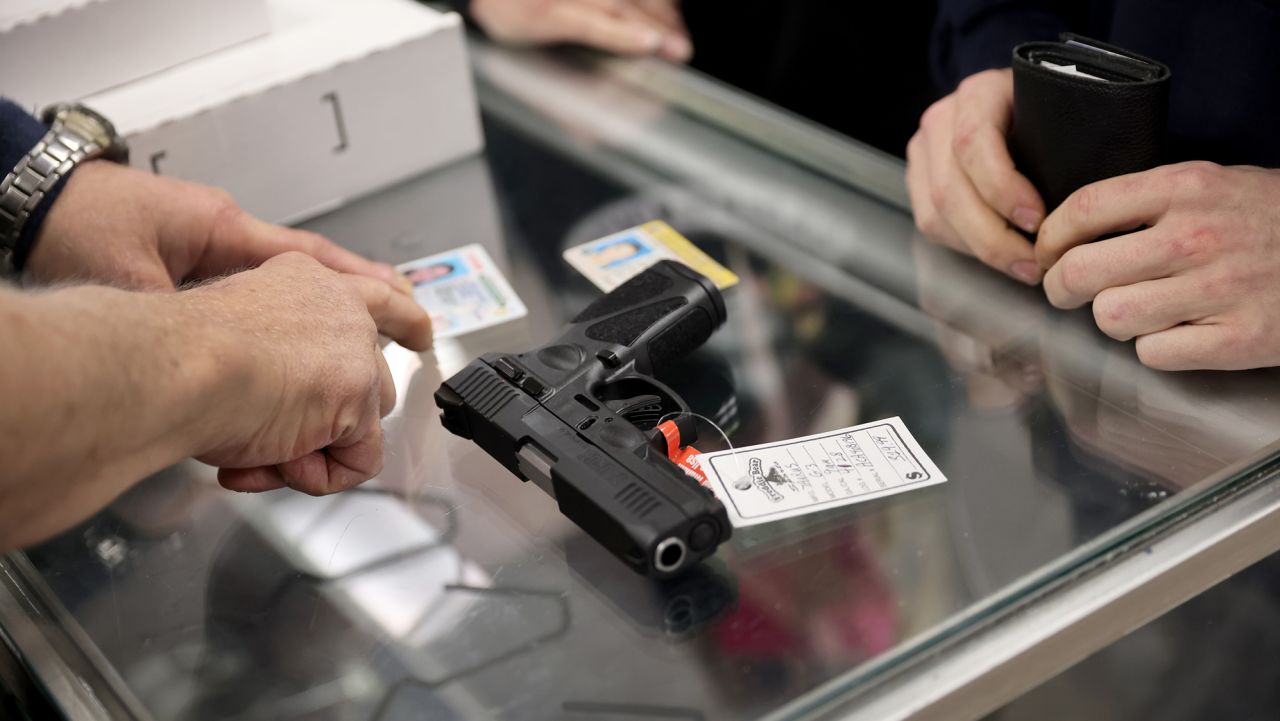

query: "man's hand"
xmin=190 ymin=252 xmax=433 ymax=495
xmin=906 ymin=68 xmax=1048 ymax=285
xmin=0 ymin=250 xmax=431 ymax=551
xmin=25 ymin=161 xmax=411 ymax=295
xmin=1038 ymin=162 xmax=1280 ymax=370
xmin=471 ymin=0 xmax=691 ymax=63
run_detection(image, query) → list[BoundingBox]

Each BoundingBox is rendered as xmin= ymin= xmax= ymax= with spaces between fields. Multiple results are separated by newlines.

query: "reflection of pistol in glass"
xmin=435 ymin=260 xmax=732 ymax=577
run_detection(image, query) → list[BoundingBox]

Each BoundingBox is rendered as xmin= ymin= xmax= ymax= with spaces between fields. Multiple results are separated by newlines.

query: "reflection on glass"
xmin=11 ymin=43 xmax=1280 ymax=721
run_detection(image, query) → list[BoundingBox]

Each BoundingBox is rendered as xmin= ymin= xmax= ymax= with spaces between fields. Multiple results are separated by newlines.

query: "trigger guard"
xmin=602 ymin=374 xmax=689 ymax=413
xmin=637 ymin=375 xmax=689 ymax=414
xmin=597 ymin=374 xmax=690 ymax=433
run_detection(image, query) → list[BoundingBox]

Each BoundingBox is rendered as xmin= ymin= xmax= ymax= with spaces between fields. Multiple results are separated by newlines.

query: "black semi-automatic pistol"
xmin=435 ymin=260 xmax=732 ymax=577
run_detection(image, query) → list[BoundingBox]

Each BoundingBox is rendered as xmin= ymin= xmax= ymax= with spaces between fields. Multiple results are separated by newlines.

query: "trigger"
xmin=605 ymin=394 xmax=667 ymax=430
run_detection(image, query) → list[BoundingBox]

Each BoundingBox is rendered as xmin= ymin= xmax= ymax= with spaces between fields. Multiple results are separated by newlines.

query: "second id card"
xmin=563 ymin=220 xmax=739 ymax=292
xmin=693 ymin=417 xmax=947 ymax=527
xmin=397 ymin=244 xmax=528 ymax=339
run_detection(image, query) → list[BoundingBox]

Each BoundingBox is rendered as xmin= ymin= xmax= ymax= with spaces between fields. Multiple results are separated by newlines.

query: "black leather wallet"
xmin=1010 ymin=34 xmax=1171 ymax=211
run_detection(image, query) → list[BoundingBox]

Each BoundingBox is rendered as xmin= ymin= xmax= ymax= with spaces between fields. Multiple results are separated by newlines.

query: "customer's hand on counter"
xmin=470 ymin=0 xmax=692 ymax=63
xmin=1037 ymin=163 xmax=1280 ymax=371
xmin=906 ymin=68 xmax=1046 ymax=286
xmin=24 ymin=160 xmax=412 ymax=296
xmin=908 ymin=67 xmax=1280 ymax=372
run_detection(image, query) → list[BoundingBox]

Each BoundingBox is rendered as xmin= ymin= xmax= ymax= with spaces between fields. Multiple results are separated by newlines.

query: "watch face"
xmin=42 ymin=103 xmax=128 ymax=164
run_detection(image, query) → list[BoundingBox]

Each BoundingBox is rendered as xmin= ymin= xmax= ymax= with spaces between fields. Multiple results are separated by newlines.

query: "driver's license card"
xmin=563 ymin=220 xmax=739 ymax=292
xmin=397 ymin=244 xmax=527 ymax=339
xmin=692 ymin=417 xmax=947 ymax=527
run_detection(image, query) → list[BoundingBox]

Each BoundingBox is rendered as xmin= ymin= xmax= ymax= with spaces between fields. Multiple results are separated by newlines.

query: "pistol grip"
xmin=567 ymin=260 xmax=725 ymax=375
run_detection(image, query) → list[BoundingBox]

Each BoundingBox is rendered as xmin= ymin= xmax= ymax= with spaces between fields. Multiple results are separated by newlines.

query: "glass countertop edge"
xmin=8 ymin=436 xmax=1277 ymax=721
xmin=0 ymin=567 xmax=71 ymax=718
xmin=762 ymin=438 xmax=1280 ymax=721
xmin=0 ymin=553 xmax=151 ymax=721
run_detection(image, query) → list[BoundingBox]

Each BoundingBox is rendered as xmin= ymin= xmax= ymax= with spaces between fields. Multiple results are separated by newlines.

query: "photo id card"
xmin=563 ymin=220 xmax=739 ymax=293
xmin=693 ymin=417 xmax=947 ymax=527
xmin=397 ymin=244 xmax=528 ymax=339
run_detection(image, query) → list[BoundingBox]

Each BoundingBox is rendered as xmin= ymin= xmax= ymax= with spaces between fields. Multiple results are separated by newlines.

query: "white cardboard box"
xmin=83 ymin=0 xmax=485 ymax=224
xmin=1 ymin=0 xmax=85 ymax=27
xmin=1 ymin=0 xmax=270 ymax=109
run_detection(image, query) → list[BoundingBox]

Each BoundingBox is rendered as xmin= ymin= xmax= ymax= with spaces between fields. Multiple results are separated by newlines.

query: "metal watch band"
xmin=0 ymin=109 xmax=119 ymax=276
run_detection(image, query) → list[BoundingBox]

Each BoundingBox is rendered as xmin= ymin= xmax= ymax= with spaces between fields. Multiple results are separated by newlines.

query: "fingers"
xmin=546 ymin=2 xmax=665 ymax=55
xmin=924 ymin=114 xmax=1040 ymax=284
xmin=1037 ymin=169 xmax=1173 ymax=269
xmin=920 ymin=103 xmax=971 ymax=253
xmin=243 ymin=216 xmax=412 ymax=295
xmin=327 ymin=419 xmax=386 ymax=489
xmin=951 ymin=70 xmax=1045 ymax=233
xmin=218 ymin=466 xmax=287 ymax=493
xmin=1090 ymin=278 xmax=1217 ymax=342
xmin=341 ymin=274 xmax=433 ymax=351
xmin=629 ymin=0 xmax=691 ymax=61
xmin=224 ymin=348 xmax=392 ymax=498
xmin=1043 ymin=227 xmax=1195 ymax=308
xmin=275 ymin=422 xmax=386 ymax=496
xmin=270 ymin=222 xmax=413 ymax=296
xmin=217 ymin=416 xmax=390 ymax=497
xmin=909 ymin=71 xmax=1044 ymax=284
xmin=378 ymin=349 xmax=397 ymax=417
xmin=905 ymin=131 xmax=962 ymax=250
xmin=196 ymin=198 xmax=412 ymax=295
xmin=473 ymin=0 xmax=687 ymax=60
xmin=1133 ymin=323 xmax=1236 ymax=371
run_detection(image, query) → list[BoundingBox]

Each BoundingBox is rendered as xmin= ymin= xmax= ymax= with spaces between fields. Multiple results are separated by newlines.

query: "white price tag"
xmin=693 ymin=417 xmax=947 ymax=527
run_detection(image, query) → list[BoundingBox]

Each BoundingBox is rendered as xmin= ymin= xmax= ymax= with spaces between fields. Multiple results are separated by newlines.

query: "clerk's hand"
xmin=471 ymin=0 xmax=692 ymax=62
xmin=1037 ymin=162 xmax=1280 ymax=371
xmin=191 ymin=252 xmax=433 ymax=495
xmin=25 ymin=161 xmax=412 ymax=295
xmin=906 ymin=68 xmax=1047 ymax=285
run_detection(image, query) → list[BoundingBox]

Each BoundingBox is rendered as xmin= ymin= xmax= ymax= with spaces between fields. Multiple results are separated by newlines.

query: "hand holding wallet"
xmin=1010 ymin=34 xmax=1172 ymax=212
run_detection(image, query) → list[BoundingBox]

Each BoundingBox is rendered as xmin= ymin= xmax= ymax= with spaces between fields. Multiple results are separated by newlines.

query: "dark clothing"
xmin=0 ymin=101 xmax=47 ymax=173
xmin=934 ymin=0 xmax=1280 ymax=167
xmin=681 ymin=1 xmax=937 ymax=159
xmin=1 ymin=99 xmax=73 ymax=270
xmin=436 ymin=0 xmax=939 ymax=158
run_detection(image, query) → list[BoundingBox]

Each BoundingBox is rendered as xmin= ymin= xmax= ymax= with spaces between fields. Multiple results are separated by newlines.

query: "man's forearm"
xmin=0 ymin=283 xmax=238 ymax=550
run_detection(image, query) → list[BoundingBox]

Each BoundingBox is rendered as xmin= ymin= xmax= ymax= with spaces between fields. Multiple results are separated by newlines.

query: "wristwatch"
xmin=0 ymin=103 xmax=129 ymax=276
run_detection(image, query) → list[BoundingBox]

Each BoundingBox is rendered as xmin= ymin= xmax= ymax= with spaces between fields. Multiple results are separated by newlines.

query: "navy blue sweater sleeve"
xmin=931 ymin=1 xmax=1079 ymax=90
xmin=1 ymin=98 xmax=73 ymax=271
